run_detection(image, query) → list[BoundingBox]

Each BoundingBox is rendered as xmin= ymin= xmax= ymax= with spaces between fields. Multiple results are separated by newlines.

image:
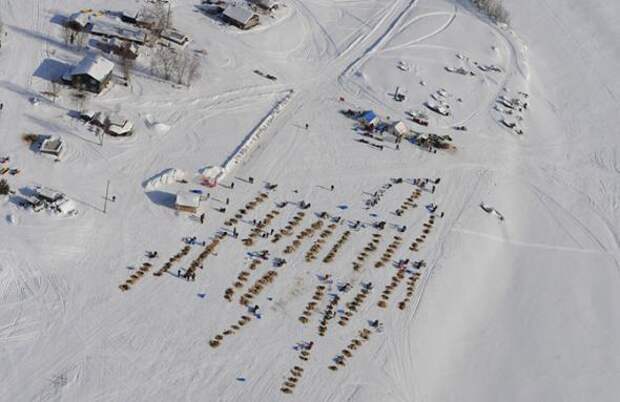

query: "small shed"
xmin=390 ymin=120 xmax=408 ymax=136
xmin=35 ymin=187 xmax=64 ymax=203
xmin=66 ymin=12 xmax=92 ymax=31
xmin=222 ymin=5 xmax=259 ymax=30
xmin=80 ymin=110 xmax=99 ymax=122
xmin=250 ymin=0 xmax=279 ymax=11
xmin=23 ymin=195 xmax=45 ymax=212
xmin=104 ymin=38 xmax=139 ymax=59
xmin=40 ymin=136 xmax=64 ymax=157
xmin=360 ymin=111 xmax=379 ymax=128
xmin=120 ymin=11 xmax=139 ymax=25
xmin=121 ymin=10 xmax=154 ymax=29
xmin=81 ymin=111 xmax=134 ymax=136
xmin=105 ymin=114 xmax=134 ymax=136
xmin=161 ymin=28 xmax=190 ymax=47
xmin=175 ymin=192 xmax=201 ymax=213
xmin=63 ymin=55 xmax=114 ymax=93
xmin=89 ymin=21 xmax=147 ymax=45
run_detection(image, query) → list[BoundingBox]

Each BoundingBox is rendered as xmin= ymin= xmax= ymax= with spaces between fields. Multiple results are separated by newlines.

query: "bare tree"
xmin=61 ymin=23 xmax=74 ymax=46
xmin=118 ymin=42 xmax=136 ymax=82
xmin=151 ymin=46 xmax=177 ymax=81
xmin=0 ymin=18 xmax=4 ymax=49
xmin=0 ymin=178 xmax=10 ymax=196
xmin=140 ymin=2 xmax=170 ymax=39
xmin=72 ymin=89 xmax=88 ymax=113
xmin=151 ymin=46 xmax=202 ymax=86
xmin=74 ymin=30 xmax=87 ymax=51
xmin=47 ymin=80 xmax=60 ymax=102
xmin=473 ymin=0 xmax=510 ymax=25
xmin=174 ymin=51 xmax=189 ymax=85
xmin=186 ymin=54 xmax=202 ymax=87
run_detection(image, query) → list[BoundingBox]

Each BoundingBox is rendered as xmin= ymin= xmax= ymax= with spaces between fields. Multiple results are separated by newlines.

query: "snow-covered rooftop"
xmin=67 ymin=55 xmax=114 ymax=82
xmin=392 ymin=120 xmax=408 ymax=135
xmin=40 ymin=136 xmax=64 ymax=155
xmin=107 ymin=117 xmax=134 ymax=136
xmin=68 ymin=12 xmax=92 ymax=27
xmin=90 ymin=20 xmax=147 ymax=43
xmin=34 ymin=186 xmax=64 ymax=202
xmin=175 ymin=192 xmax=200 ymax=209
xmin=223 ymin=5 xmax=256 ymax=25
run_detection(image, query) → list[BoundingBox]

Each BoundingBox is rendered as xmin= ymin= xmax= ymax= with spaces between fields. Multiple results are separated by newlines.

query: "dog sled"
xmin=480 ymin=202 xmax=504 ymax=221
xmin=253 ymin=70 xmax=277 ymax=81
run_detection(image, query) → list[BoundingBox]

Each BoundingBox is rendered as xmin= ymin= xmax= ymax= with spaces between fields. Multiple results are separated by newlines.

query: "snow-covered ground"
xmin=0 ymin=0 xmax=618 ymax=401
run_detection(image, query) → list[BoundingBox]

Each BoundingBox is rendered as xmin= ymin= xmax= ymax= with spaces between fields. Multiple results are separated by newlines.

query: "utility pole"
xmin=103 ymin=180 xmax=110 ymax=214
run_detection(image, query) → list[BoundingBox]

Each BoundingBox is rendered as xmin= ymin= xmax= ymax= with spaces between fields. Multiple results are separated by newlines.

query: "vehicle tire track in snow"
xmin=384 ymin=167 xmax=488 ymax=402
xmin=338 ymin=0 xmax=420 ymax=86
xmin=451 ymin=228 xmax=613 ymax=255
xmin=529 ymin=183 xmax=605 ymax=251
xmin=291 ymin=0 xmax=339 ymax=60
xmin=541 ymin=168 xmax=620 ymax=273
xmin=0 ymin=250 xmax=67 ymax=346
xmin=380 ymin=8 xmax=457 ymax=53
xmin=237 ymin=0 xmax=422 ymax=176
xmin=338 ymin=3 xmax=458 ymax=111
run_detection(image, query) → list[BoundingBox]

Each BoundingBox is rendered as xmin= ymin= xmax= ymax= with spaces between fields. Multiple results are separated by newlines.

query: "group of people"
xmin=184 ymin=236 xmax=206 ymax=246
xmin=411 ymin=177 xmax=440 ymax=188
xmin=178 ymin=269 xmax=198 ymax=281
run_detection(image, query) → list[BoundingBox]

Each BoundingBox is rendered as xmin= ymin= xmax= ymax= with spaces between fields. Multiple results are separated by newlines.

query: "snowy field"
xmin=0 ymin=0 xmax=619 ymax=401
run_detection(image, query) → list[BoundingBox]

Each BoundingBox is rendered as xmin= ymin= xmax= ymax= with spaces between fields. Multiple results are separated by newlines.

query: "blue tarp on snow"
xmin=360 ymin=111 xmax=378 ymax=125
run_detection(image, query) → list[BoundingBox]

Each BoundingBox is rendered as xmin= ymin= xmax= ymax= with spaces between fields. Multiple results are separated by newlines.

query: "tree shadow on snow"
xmin=0 ymin=80 xmax=42 ymax=100
xmin=9 ymin=25 xmax=84 ymax=56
